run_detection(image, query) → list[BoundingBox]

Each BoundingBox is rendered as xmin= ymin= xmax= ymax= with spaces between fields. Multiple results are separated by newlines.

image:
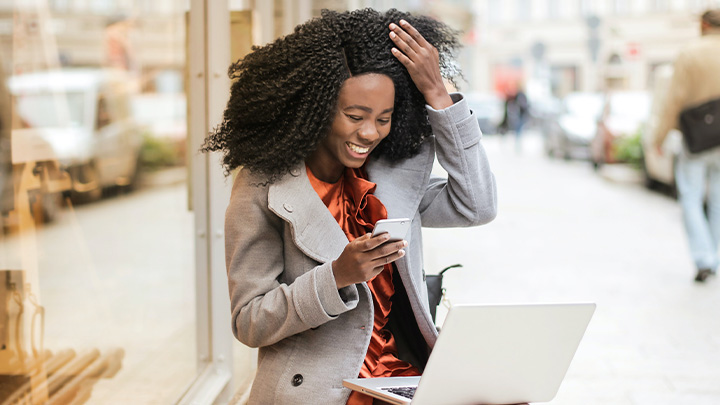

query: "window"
xmin=579 ymin=0 xmax=594 ymax=16
xmin=612 ymin=0 xmax=631 ymax=15
xmin=487 ymin=0 xmax=504 ymax=24
xmin=0 ymin=2 xmax=198 ymax=403
xmin=549 ymin=0 xmax=561 ymax=19
xmin=652 ymin=0 xmax=669 ymax=11
xmin=517 ymin=0 xmax=532 ymax=21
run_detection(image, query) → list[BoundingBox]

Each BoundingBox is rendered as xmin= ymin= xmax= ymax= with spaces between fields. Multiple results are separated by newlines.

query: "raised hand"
xmin=389 ymin=19 xmax=453 ymax=110
xmin=332 ymin=233 xmax=407 ymax=289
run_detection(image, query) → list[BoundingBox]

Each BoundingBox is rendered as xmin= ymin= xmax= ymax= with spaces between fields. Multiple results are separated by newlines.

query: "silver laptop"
xmin=343 ymin=303 xmax=595 ymax=405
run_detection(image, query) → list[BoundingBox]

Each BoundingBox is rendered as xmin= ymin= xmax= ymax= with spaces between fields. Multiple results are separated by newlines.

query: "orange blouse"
xmin=306 ymin=165 xmax=420 ymax=405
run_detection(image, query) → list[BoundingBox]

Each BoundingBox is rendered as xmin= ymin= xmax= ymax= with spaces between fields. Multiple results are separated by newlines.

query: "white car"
xmin=590 ymin=91 xmax=651 ymax=166
xmin=464 ymin=92 xmax=505 ymax=135
xmin=9 ymin=69 xmax=143 ymax=207
xmin=544 ymin=92 xmax=604 ymax=160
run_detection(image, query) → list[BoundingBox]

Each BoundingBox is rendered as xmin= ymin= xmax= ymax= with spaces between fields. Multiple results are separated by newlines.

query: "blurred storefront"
xmin=0 ymin=0 xmax=419 ymax=403
xmin=2 ymin=0 xmax=719 ymax=403
xmin=1 ymin=0 xmax=234 ymax=403
xmin=469 ymin=0 xmax=720 ymax=98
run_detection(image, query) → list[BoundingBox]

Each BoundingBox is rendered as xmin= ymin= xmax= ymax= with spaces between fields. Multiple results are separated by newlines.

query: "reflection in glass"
xmin=0 ymin=2 xmax=194 ymax=403
xmin=14 ymin=92 xmax=85 ymax=129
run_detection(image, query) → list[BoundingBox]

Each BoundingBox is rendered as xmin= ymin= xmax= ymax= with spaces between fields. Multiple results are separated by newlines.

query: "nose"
xmin=358 ymin=121 xmax=380 ymax=144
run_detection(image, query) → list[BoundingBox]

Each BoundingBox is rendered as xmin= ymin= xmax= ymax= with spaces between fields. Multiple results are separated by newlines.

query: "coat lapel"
xmin=268 ymin=164 xmax=349 ymax=264
xmin=367 ymin=139 xmax=434 ymax=220
xmin=267 ymin=138 xmax=433 ymax=274
xmin=367 ymin=139 xmax=435 ymax=314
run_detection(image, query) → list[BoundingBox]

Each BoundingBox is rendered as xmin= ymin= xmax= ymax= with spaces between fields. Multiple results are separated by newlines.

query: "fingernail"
xmin=398 ymin=249 xmax=405 ymax=256
xmin=389 ymin=23 xmax=397 ymax=29
xmin=400 ymin=19 xmax=407 ymax=25
xmin=389 ymin=31 xmax=396 ymax=38
xmin=403 ymin=241 xmax=408 ymax=247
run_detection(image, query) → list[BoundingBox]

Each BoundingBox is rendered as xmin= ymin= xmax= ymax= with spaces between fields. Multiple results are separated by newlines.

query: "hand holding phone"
xmin=371 ymin=218 xmax=411 ymax=242
xmin=332 ymin=218 xmax=411 ymax=289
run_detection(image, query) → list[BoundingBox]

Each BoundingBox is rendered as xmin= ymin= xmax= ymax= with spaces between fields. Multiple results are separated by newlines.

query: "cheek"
xmin=336 ymin=117 xmax=356 ymax=134
xmin=378 ymin=127 xmax=391 ymax=142
xmin=381 ymin=122 xmax=393 ymax=138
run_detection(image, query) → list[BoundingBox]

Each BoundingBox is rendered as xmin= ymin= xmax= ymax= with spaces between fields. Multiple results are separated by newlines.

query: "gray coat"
xmin=225 ymin=93 xmax=497 ymax=404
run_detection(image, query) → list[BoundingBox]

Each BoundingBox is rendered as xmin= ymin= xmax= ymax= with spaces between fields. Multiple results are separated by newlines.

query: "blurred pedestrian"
xmin=202 ymin=8 xmax=498 ymax=405
xmin=500 ymin=85 xmax=530 ymax=152
xmin=654 ymin=9 xmax=720 ymax=283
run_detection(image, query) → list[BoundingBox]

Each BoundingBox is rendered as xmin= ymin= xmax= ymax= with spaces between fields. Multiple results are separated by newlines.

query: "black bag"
xmin=679 ymin=97 xmax=720 ymax=154
xmin=425 ymin=264 xmax=462 ymax=322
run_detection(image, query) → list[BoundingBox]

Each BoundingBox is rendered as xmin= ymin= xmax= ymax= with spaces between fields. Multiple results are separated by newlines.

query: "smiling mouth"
xmin=347 ymin=142 xmax=370 ymax=154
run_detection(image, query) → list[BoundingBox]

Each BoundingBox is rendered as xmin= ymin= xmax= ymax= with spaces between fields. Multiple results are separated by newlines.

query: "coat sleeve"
xmin=224 ymin=172 xmax=359 ymax=348
xmin=419 ymin=92 xmax=498 ymax=227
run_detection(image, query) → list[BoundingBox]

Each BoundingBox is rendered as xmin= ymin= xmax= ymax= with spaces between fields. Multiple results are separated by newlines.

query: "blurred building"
xmin=0 ymin=1 xmax=185 ymax=91
xmin=244 ymin=0 xmax=720 ymax=99
xmin=467 ymin=0 xmax=720 ymax=97
xmin=4 ymin=0 xmax=720 ymax=403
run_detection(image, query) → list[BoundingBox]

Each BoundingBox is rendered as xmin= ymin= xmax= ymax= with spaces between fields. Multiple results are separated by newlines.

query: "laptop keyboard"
xmin=382 ymin=386 xmax=416 ymax=399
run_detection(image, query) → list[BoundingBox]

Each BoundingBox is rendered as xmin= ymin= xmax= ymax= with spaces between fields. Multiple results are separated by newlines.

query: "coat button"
xmin=290 ymin=168 xmax=301 ymax=177
xmin=283 ymin=203 xmax=293 ymax=213
xmin=291 ymin=374 xmax=303 ymax=387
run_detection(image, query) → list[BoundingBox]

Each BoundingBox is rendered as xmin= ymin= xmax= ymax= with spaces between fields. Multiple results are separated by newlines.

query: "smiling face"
xmin=306 ymin=73 xmax=395 ymax=183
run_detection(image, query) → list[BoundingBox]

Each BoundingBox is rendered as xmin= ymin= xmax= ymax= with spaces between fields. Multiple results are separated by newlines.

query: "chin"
xmin=344 ymin=159 xmax=367 ymax=168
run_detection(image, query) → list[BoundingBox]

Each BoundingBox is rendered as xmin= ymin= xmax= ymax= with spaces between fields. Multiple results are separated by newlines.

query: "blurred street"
xmin=424 ymin=130 xmax=720 ymax=405
xmin=4 ymin=130 xmax=720 ymax=404
xmin=3 ymin=1 xmax=720 ymax=403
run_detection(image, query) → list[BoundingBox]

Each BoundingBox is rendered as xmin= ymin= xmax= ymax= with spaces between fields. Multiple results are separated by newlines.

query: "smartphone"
xmin=371 ymin=218 xmax=411 ymax=241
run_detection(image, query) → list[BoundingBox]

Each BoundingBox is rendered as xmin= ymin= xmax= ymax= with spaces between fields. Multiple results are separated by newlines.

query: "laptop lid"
xmin=344 ymin=303 xmax=595 ymax=405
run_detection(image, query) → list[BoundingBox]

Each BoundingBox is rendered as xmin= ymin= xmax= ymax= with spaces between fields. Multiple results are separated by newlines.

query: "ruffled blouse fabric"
xmin=306 ymin=165 xmax=420 ymax=405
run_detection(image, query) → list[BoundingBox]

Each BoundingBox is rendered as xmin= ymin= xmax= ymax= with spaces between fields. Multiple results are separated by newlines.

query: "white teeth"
xmin=347 ymin=143 xmax=370 ymax=154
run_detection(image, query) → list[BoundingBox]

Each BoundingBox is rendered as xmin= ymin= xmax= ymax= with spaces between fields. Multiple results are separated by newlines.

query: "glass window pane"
xmin=0 ymin=2 xmax=196 ymax=403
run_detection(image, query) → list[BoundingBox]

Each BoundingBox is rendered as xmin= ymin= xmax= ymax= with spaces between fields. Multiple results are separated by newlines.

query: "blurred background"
xmin=0 ymin=0 xmax=719 ymax=404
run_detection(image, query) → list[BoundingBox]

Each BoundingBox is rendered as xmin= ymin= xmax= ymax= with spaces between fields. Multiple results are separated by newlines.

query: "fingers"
xmin=389 ymin=22 xmax=419 ymax=58
xmin=371 ymin=240 xmax=407 ymax=261
xmin=358 ymin=234 xmax=407 ymax=260
xmin=398 ymin=19 xmax=430 ymax=47
xmin=388 ymin=19 xmax=440 ymax=81
xmin=390 ymin=47 xmax=412 ymax=68
xmin=359 ymin=232 xmax=391 ymax=251
xmin=333 ymin=236 xmax=407 ymax=288
xmin=389 ymin=20 xmax=429 ymax=53
xmin=371 ymin=246 xmax=406 ymax=268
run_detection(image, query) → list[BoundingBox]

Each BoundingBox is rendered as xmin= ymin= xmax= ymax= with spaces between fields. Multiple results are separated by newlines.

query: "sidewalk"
xmin=423 ymin=132 xmax=720 ymax=405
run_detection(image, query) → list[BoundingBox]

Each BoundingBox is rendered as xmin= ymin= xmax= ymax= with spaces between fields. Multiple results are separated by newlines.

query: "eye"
xmin=346 ymin=114 xmax=362 ymax=121
xmin=378 ymin=118 xmax=391 ymax=125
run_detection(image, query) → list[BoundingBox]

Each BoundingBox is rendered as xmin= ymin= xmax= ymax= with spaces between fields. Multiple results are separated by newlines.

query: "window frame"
xmin=178 ymin=0 xmax=235 ymax=403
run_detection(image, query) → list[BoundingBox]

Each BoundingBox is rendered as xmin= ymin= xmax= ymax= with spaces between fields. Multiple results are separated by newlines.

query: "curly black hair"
xmin=202 ymin=8 xmax=461 ymax=180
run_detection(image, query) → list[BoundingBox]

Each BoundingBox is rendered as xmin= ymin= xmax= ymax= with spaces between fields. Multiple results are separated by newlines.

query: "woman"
xmin=202 ymin=8 xmax=497 ymax=404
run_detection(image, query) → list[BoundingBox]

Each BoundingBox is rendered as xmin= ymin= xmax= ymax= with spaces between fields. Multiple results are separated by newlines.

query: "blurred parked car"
xmin=544 ymin=92 xmax=604 ymax=160
xmin=131 ymin=92 xmax=187 ymax=167
xmin=528 ymin=94 xmax=562 ymax=135
xmin=590 ymin=91 xmax=651 ymax=167
xmin=465 ymin=92 xmax=505 ymax=135
xmin=8 ymin=69 xmax=143 ymax=209
xmin=641 ymin=64 xmax=683 ymax=192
